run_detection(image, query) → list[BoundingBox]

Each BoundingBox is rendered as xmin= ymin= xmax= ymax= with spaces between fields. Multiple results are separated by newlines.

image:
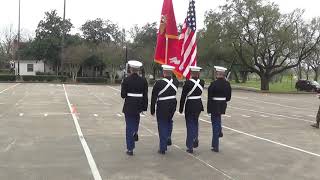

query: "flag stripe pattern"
xmin=178 ymin=0 xmax=197 ymax=78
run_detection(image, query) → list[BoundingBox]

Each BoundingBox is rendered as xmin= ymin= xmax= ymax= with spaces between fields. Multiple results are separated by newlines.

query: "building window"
xmin=27 ymin=64 xmax=34 ymax=72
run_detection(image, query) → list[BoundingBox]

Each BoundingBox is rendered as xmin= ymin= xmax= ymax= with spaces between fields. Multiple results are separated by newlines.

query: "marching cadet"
xmin=121 ymin=60 xmax=148 ymax=156
xmin=207 ymin=66 xmax=232 ymax=152
xmin=151 ymin=65 xmax=179 ymax=154
xmin=311 ymin=93 xmax=320 ymax=129
xmin=179 ymin=66 xmax=204 ymax=154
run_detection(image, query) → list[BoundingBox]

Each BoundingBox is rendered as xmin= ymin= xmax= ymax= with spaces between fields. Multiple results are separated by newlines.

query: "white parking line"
xmin=176 ymin=111 xmax=184 ymax=116
xmin=291 ymin=115 xmax=303 ymax=118
xmin=88 ymin=90 xmax=112 ymax=106
xmin=108 ymin=86 xmax=121 ymax=92
xmin=63 ymin=84 xmax=102 ymax=180
xmin=117 ymin=113 xmax=123 ymax=117
xmin=241 ymin=115 xmax=251 ymax=118
xmin=199 ymin=118 xmax=320 ymax=158
xmin=260 ymin=115 xmax=269 ymax=118
xmin=19 ymin=113 xmax=24 ymax=117
xmin=0 ymin=83 xmax=20 ymax=94
xmin=140 ymin=113 xmax=146 ymax=117
xmin=140 ymin=124 xmax=157 ymax=136
xmin=173 ymin=144 xmax=234 ymax=180
xmin=140 ymin=122 xmax=234 ymax=180
xmin=233 ymin=96 xmax=309 ymax=110
xmin=44 ymin=113 xmax=48 ymax=117
xmin=3 ymin=139 xmax=16 ymax=152
xmin=230 ymin=106 xmax=313 ymax=123
xmin=93 ymin=114 xmax=98 ymax=117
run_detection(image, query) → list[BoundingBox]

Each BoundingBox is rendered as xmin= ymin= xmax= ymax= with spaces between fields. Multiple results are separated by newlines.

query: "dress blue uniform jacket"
xmin=179 ymin=78 xmax=205 ymax=115
xmin=151 ymin=77 xmax=179 ymax=120
xmin=121 ymin=73 xmax=148 ymax=115
xmin=207 ymin=78 xmax=232 ymax=115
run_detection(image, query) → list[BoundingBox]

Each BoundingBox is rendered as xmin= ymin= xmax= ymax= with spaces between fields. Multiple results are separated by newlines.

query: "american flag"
xmin=178 ymin=0 xmax=197 ymax=78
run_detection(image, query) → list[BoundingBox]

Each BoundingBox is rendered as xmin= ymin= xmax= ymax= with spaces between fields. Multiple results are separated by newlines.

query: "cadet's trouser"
xmin=185 ymin=114 xmax=199 ymax=150
xmin=211 ymin=114 xmax=222 ymax=151
xmin=125 ymin=113 xmax=140 ymax=151
xmin=316 ymin=105 xmax=320 ymax=123
xmin=157 ymin=116 xmax=170 ymax=151
xmin=168 ymin=119 xmax=173 ymax=139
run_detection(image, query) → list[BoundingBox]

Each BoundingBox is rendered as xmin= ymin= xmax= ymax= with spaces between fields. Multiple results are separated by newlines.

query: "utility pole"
xmin=17 ymin=0 xmax=21 ymax=76
xmin=60 ymin=0 xmax=66 ymax=75
xmin=63 ymin=0 xmax=66 ymax=21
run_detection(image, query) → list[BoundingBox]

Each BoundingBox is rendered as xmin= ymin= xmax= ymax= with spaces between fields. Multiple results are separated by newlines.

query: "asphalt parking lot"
xmin=0 ymin=83 xmax=319 ymax=180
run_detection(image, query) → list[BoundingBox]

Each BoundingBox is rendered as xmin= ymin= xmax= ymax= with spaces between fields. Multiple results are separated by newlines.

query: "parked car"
xmin=295 ymin=80 xmax=320 ymax=92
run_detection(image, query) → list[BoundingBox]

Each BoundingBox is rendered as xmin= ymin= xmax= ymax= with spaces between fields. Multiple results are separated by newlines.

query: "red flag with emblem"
xmin=154 ymin=0 xmax=182 ymax=78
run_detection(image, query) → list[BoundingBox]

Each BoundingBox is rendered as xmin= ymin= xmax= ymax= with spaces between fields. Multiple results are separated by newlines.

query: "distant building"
xmin=12 ymin=59 xmax=115 ymax=78
xmin=14 ymin=60 xmax=45 ymax=75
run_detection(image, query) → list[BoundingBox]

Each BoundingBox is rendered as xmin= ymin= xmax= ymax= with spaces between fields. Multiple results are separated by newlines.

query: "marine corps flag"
xmin=154 ymin=0 xmax=181 ymax=78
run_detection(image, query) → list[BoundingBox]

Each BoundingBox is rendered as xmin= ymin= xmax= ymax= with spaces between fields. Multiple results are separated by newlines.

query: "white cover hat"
xmin=128 ymin=60 xmax=143 ymax=68
xmin=214 ymin=66 xmax=227 ymax=72
xmin=189 ymin=66 xmax=202 ymax=72
xmin=162 ymin=64 xmax=175 ymax=71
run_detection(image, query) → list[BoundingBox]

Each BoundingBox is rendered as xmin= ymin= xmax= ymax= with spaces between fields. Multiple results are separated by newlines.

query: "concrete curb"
xmin=0 ymin=81 xmax=121 ymax=86
xmin=0 ymin=81 xmax=316 ymax=94
xmin=230 ymin=85 xmax=316 ymax=94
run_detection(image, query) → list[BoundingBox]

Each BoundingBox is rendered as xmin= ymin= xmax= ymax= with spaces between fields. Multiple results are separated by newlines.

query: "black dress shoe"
xmin=186 ymin=149 xmax=193 ymax=154
xmin=167 ymin=138 xmax=172 ymax=146
xmin=311 ymin=123 xmax=320 ymax=129
xmin=158 ymin=150 xmax=166 ymax=155
xmin=211 ymin=148 xmax=219 ymax=152
xmin=193 ymin=140 xmax=199 ymax=148
xmin=133 ymin=133 xmax=139 ymax=142
xmin=219 ymin=131 xmax=223 ymax=138
xmin=126 ymin=151 xmax=133 ymax=156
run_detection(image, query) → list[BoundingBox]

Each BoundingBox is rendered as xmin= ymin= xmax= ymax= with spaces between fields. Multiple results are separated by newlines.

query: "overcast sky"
xmin=0 ymin=0 xmax=320 ymax=39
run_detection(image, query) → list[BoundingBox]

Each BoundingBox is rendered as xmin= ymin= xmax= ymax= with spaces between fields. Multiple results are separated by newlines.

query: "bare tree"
xmin=96 ymin=43 xmax=123 ymax=83
xmin=221 ymin=0 xmax=320 ymax=90
xmin=0 ymin=26 xmax=17 ymax=63
xmin=64 ymin=44 xmax=91 ymax=81
xmin=305 ymin=48 xmax=320 ymax=81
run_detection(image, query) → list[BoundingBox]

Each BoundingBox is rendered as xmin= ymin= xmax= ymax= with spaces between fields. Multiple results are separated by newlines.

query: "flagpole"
xmin=165 ymin=36 xmax=168 ymax=64
xmin=17 ymin=0 xmax=21 ymax=76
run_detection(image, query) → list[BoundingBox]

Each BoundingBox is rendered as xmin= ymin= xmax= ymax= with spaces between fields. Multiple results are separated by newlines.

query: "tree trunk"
xmin=109 ymin=67 xmax=116 ymax=84
xmin=75 ymin=72 xmax=78 ymax=82
xmin=306 ymin=66 xmax=310 ymax=80
xmin=56 ymin=65 xmax=59 ymax=76
xmin=260 ymin=75 xmax=270 ymax=91
xmin=153 ymin=66 xmax=156 ymax=80
xmin=314 ymin=67 xmax=319 ymax=81
xmin=233 ymin=71 xmax=240 ymax=83
xmin=241 ymin=71 xmax=249 ymax=83
xmin=111 ymin=73 xmax=116 ymax=83
xmin=74 ymin=65 xmax=80 ymax=82
xmin=298 ymin=63 xmax=302 ymax=80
